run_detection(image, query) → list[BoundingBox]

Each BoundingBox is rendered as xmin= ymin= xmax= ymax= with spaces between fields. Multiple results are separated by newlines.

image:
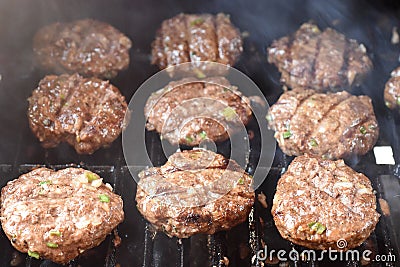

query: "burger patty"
xmin=136 ymin=149 xmax=254 ymax=238
xmin=384 ymin=66 xmax=400 ymax=109
xmin=145 ymin=77 xmax=252 ymax=146
xmin=267 ymin=88 xmax=379 ymax=159
xmin=151 ymin=13 xmax=242 ymax=69
xmin=33 ymin=19 xmax=132 ymax=79
xmin=267 ymin=22 xmax=372 ymax=92
xmin=28 ymin=73 xmax=128 ymax=154
xmin=272 ymin=155 xmax=380 ymax=250
xmin=0 ymin=167 xmax=124 ymax=264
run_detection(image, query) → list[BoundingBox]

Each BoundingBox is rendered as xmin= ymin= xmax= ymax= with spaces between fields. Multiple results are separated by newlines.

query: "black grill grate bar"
xmin=142 ymin=223 xmax=155 ymax=267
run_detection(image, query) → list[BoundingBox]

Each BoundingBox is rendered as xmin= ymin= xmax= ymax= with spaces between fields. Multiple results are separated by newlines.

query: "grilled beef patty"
xmin=28 ymin=74 xmax=128 ymax=154
xmin=136 ymin=149 xmax=254 ymax=238
xmin=152 ymin=13 xmax=242 ymax=69
xmin=272 ymin=155 xmax=380 ymax=250
xmin=267 ymin=88 xmax=379 ymax=159
xmin=0 ymin=168 xmax=124 ymax=264
xmin=267 ymin=22 xmax=372 ymax=92
xmin=384 ymin=67 xmax=400 ymax=109
xmin=33 ymin=19 xmax=132 ymax=79
xmin=145 ymin=77 xmax=252 ymax=146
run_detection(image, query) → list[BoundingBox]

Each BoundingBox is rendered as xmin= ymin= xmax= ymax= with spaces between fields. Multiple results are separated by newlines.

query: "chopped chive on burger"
xmin=85 ymin=172 xmax=98 ymax=182
xmin=282 ymin=130 xmax=292 ymax=139
xmin=309 ymin=138 xmax=318 ymax=147
xmin=222 ymin=107 xmax=237 ymax=121
xmin=199 ymin=131 xmax=207 ymax=139
xmin=28 ymin=250 xmax=40 ymax=259
xmin=39 ymin=180 xmax=51 ymax=186
xmin=98 ymin=194 xmax=110 ymax=203
xmin=194 ymin=69 xmax=206 ymax=79
xmin=308 ymin=222 xmax=326 ymax=234
xmin=238 ymin=178 xmax=244 ymax=185
xmin=46 ymin=242 xmax=59 ymax=248
xmin=185 ymin=135 xmax=194 ymax=143
xmin=190 ymin=18 xmax=204 ymax=26
xmin=49 ymin=230 xmax=62 ymax=236
xmin=359 ymin=126 xmax=367 ymax=135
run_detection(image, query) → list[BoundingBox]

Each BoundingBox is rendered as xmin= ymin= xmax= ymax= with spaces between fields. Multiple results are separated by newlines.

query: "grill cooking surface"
xmin=1 ymin=0 xmax=400 ymax=266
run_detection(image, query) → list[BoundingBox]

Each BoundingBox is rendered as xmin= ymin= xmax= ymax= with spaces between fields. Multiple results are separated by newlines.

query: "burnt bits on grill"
xmin=267 ymin=88 xmax=379 ymax=160
xmin=136 ymin=149 xmax=254 ymax=238
xmin=384 ymin=67 xmax=400 ymax=109
xmin=272 ymin=154 xmax=380 ymax=250
xmin=0 ymin=168 xmax=124 ymax=264
xmin=151 ymin=13 xmax=243 ymax=69
xmin=28 ymin=74 xmax=128 ymax=154
xmin=267 ymin=22 xmax=372 ymax=92
xmin=144 ymin=77 xmax=252 ymax=146
xmin=33 ymin=19 xmax=132 ymax=79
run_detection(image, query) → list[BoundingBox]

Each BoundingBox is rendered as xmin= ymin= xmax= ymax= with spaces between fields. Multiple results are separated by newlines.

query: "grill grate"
xmin=1 ymin=161 xmax=398 ymax=267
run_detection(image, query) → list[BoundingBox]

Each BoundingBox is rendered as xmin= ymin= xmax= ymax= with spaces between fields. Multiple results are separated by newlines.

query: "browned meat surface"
xmin=136 ymin=149 xmax=254 ymax=238
xmin=144 ymin=77 xmax=252 ymax=146
xmin=267 ymin=22 xmax=372 ymax=92
xmin=151 ymin=13 xmax=242 ymax=69
xmin=33 ymin=19 xmax=132 ymax=79
xmin=267 ymin=88 xmax=379 ymax=159
xmin=272 ymin=155 xmax=380 ymax=250
xmin=0 ymin=168 xmax=124 ymax=264
xmin=28 ymin=74 xmax=128 ymax=154
xmin=384 ymin=67 xmax=400 ymax=109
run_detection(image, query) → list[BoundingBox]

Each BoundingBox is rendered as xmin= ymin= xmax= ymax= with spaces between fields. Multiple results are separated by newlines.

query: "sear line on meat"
xmin=28 ymin=73 xmax=128 ymax=154
xmin=144 ymin=76 xmax=252 ymax=146
xmin=136 ymin=149 xmax=254 ymax=238
xmin=152 ymin=13 xmax=242 ymax=69
xmin=267 ymin=22 xmax=372 ymax=92
xmin=267 ymin=88 xmax=379 ymax=160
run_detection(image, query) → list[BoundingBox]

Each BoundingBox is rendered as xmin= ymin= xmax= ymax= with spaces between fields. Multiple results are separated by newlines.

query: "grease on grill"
xmin=379 ymin=198 xmax=391 ymax=216
xmin=258 ymin=192 xmax=268 ymax=209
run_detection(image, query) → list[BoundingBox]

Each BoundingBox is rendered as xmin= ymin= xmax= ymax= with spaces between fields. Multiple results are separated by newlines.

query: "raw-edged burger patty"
xmin=145 ymin=76 xmax=252 ymax=146
xmin=384 ymin=66 xmax=400 ymax=109
xmin=136 ymin=149 xmax=254 ymax=238
xmin=267 ymin=88 xmax=379 ymax=160
xmin=33 ymin=19 xmax=132 ymax=79
xmin=272 ymin=154 xmax=380 ymax=250
xmin=28 ymin=73 xmax=128 ymax=154
xmin=267 ymin=22 xmax=372 ymax=92
xmin=0 ymin=167 xmax=124 ymax=264
xmin=152 ymin=13 xmax=242 ymax=69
